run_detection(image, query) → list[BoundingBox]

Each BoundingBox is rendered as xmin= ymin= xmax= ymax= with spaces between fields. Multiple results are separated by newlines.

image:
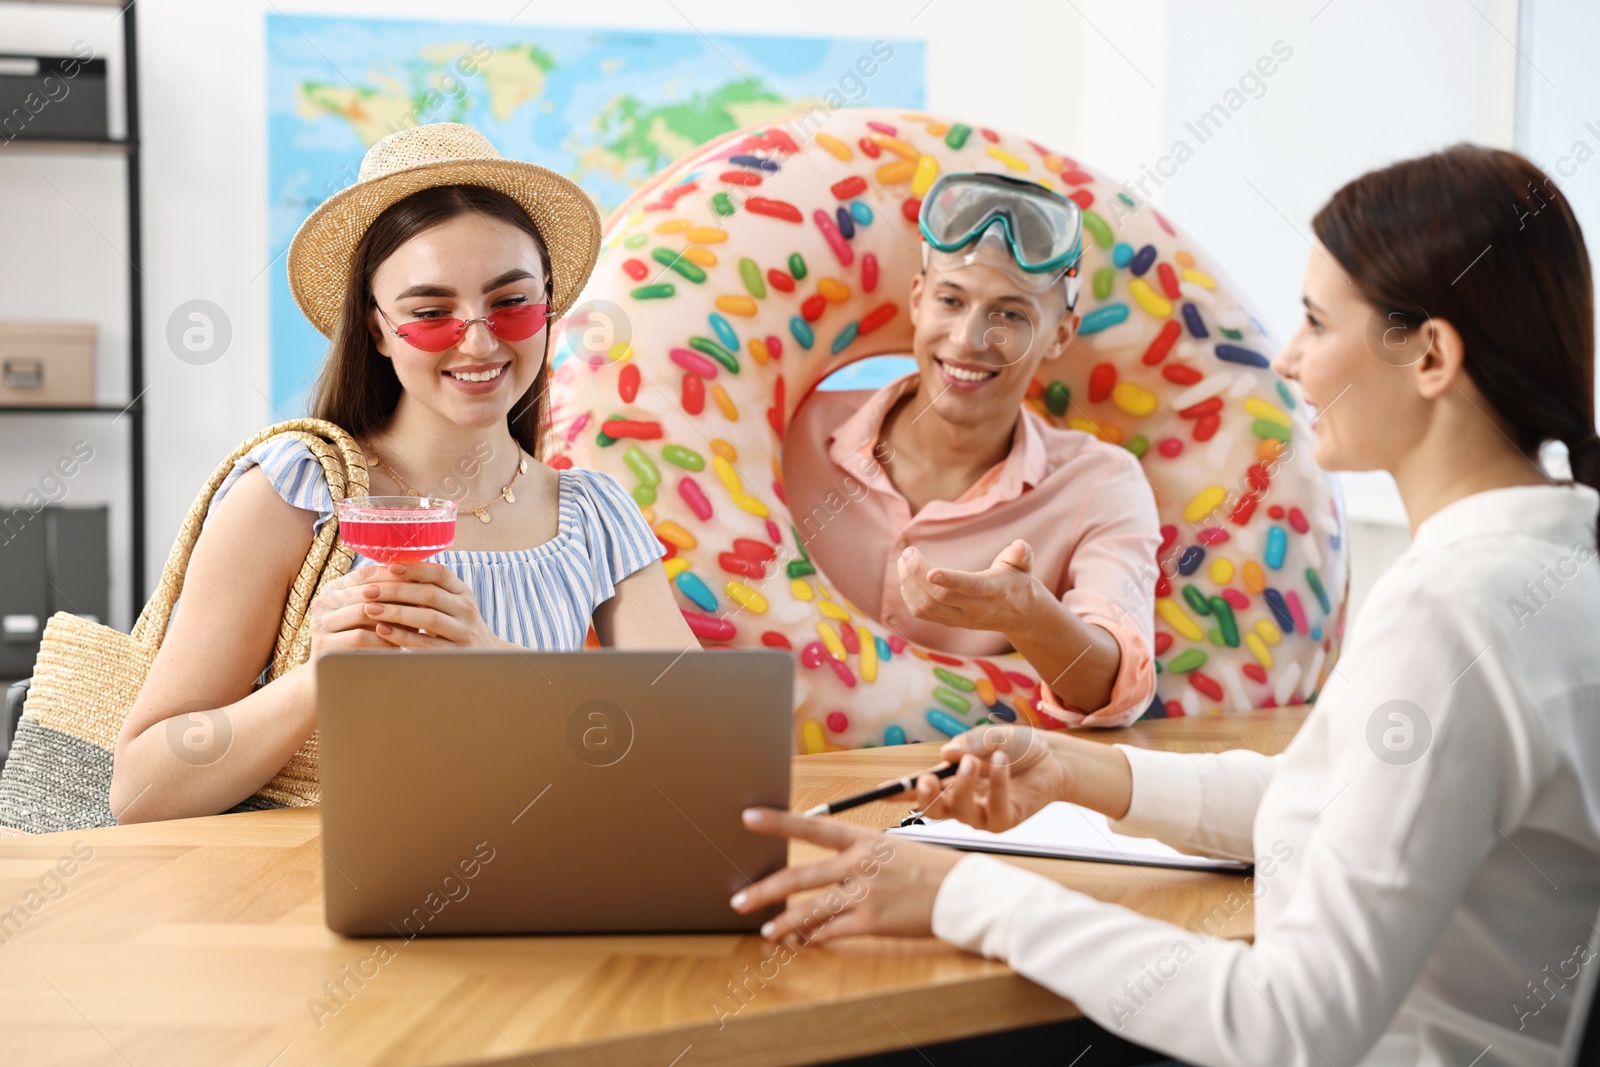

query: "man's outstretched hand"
xmin=896 ymin=540 xmax=1136 ymax=728
xmin=898 ymin=538 xmax=1040 ymax=634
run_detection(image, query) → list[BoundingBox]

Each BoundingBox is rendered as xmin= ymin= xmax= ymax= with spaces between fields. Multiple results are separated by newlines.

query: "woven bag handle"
xmin=130 ymin=419 xmax=369 ymax=649
xmin=263 ymin=430 xmax=367 ymax=679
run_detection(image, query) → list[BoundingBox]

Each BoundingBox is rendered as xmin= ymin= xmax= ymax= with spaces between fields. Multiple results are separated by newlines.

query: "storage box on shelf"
xmin=0 ymin=321 xmax=97 ymax=406
xmin=0 ymin=50 xmax=109 ymax=143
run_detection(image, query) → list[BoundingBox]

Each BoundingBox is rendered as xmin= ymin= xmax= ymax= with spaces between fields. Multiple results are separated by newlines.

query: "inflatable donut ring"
xmin=544 ymin=108 xmax=1348 ymax=751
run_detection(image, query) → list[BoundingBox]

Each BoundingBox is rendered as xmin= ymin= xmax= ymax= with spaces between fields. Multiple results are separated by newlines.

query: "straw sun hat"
xmin=286 ymin=122 xmax=602 ymax=338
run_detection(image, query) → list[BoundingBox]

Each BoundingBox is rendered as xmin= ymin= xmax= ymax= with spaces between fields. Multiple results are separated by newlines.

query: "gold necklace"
xmin=365 ymin=442 xmax=528 ymax=524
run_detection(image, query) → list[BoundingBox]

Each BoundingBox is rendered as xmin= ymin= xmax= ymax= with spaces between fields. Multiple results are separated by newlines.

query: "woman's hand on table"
xmin=351 ymin=561 xmax=509 ymax=650
xmin=732 ymin=808 xmax=964 ymax=943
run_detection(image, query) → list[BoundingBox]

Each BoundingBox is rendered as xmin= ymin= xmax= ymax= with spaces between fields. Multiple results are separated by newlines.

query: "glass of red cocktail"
xmin=335 ymin=496 xmax=458 ymax=564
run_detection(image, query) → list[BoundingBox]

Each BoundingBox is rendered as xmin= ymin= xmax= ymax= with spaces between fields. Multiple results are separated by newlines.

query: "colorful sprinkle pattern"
xmin=544 ymin=110 xmax=1349 ymax=752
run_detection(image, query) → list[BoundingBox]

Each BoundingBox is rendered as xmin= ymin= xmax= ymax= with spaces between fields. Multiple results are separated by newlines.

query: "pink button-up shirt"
xmin=784 ymin=374 xmax=1160 ymax=722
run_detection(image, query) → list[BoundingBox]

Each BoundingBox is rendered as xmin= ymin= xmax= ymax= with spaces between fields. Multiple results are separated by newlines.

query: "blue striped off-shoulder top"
xmin=204 ymin=436 xmax=665 ymax=651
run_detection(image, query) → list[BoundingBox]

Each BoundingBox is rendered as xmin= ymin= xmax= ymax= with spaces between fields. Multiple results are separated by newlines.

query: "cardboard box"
xmin=0 ymin=321 xmax=97 ymax=407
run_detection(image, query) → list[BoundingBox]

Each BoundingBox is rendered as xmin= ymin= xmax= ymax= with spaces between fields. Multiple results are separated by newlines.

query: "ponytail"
xmin=1568 ymin=434 xmax=1600 ymax=536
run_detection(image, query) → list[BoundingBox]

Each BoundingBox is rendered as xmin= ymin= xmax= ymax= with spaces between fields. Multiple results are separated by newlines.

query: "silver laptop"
xmin=316 ymin=649 xmax=792 ymax=936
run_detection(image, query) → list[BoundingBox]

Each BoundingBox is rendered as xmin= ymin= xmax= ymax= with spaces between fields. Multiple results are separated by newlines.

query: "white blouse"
xmin=932 ymin=484 xmax=1600 ymax=1067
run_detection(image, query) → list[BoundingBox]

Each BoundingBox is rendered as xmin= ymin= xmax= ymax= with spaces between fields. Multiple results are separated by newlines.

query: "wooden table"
xmin=0 ymin=709 xmax=1306 ymax=1067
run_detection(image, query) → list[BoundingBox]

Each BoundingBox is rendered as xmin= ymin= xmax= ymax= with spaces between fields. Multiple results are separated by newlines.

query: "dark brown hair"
xmin=1313 ymin=144 xmax=1597 ymax=546
xmin=309 ymin=184 xmax=555 ymax=457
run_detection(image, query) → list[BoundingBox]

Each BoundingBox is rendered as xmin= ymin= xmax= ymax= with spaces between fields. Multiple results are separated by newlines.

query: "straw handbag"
xmin=0 ymin=419 xmax=367 ymax=834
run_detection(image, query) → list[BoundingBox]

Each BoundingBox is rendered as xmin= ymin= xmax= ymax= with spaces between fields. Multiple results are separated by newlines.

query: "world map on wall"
xmin=266 ymin=16 xmax=925 ymax=412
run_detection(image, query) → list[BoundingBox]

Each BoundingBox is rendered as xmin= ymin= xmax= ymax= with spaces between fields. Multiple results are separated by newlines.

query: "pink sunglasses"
xmin=375 ymin=303 xmax=553 ymax=353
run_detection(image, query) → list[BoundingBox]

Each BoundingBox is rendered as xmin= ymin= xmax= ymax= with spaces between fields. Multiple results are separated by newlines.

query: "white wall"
xmin=0 ymin=0 xmax=1542 ymax=631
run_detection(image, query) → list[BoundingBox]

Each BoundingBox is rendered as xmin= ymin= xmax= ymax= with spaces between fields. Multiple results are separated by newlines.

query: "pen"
xmin=801 ymin=762 xmax=959 ymax=817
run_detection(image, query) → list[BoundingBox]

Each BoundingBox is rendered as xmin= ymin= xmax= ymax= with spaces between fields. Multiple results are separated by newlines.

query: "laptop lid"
xmin=316 ymin=649 xmax=792 ymax=936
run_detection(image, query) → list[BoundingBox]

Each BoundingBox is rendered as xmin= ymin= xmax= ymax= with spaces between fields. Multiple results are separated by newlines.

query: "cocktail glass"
xmin=334 ymin=496 xmax=458 ymax=564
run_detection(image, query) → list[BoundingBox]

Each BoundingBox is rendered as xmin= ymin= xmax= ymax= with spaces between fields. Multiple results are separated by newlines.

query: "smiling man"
xmin=784 ymin=173 xmax=1161 ymax=726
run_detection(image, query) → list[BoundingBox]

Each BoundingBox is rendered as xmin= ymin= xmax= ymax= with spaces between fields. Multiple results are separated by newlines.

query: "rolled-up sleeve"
xmin=1040 ymin=447 xmax=1161 ymax=724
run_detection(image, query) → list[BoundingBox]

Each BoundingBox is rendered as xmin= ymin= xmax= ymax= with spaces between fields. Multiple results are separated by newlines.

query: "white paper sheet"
xmin=887 ymin=801 xmax=1251 ymax=873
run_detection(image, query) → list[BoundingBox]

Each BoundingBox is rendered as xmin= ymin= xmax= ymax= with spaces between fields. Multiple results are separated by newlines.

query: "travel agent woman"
xmin=732 ymin=145 xmax=1600 ymax=1067
xmin=111 ymin=124 xmax=693 ymax=823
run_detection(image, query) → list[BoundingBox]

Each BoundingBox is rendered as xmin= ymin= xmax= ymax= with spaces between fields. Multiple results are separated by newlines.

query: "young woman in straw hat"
xmin=110 ymin=123 xmax=694 ymax=823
